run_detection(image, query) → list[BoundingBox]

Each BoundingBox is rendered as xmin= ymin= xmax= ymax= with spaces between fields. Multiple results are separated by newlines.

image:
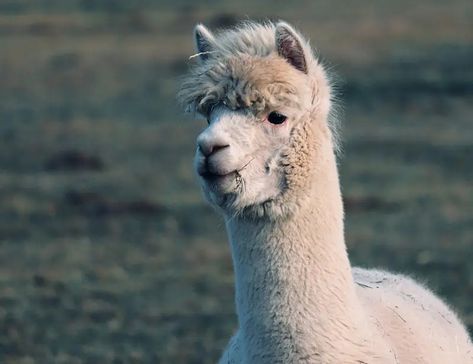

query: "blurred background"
xmin=0 ymin=0 xmax=472 ymax=363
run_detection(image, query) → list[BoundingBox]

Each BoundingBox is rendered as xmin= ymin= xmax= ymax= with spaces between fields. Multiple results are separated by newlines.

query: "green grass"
xmin=0 ymin=1 xmax=472 ymax=363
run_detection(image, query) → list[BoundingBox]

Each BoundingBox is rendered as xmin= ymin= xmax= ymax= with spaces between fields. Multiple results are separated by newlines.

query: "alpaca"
xmin=178 ymin=21 xmax=473 ymax=364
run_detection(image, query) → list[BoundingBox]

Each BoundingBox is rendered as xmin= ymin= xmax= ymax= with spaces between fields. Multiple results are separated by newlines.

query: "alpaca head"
xmin=179 ymin=21 xmax=335 ymax=219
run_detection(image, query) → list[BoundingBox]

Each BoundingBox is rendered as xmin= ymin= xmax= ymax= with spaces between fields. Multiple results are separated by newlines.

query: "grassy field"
xmin=0 ymin=1 xmax=472 ymax=363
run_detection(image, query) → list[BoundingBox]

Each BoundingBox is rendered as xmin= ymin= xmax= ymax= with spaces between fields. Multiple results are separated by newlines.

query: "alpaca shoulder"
xmin=353 ymin=267 xmax=473 ymax=363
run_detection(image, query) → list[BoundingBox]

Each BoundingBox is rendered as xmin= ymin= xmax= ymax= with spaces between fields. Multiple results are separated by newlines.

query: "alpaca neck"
xmin=225 ymin=146 xmax=370 ymax=362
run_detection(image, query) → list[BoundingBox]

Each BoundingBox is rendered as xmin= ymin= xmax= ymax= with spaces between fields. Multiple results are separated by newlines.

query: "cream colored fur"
xmin=178 ymin=21 xmax=473 ymax=364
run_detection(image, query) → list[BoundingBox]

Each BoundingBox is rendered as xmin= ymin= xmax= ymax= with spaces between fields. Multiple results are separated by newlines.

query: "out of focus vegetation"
xmin=0 ymin=0 xmax=472 ymax=363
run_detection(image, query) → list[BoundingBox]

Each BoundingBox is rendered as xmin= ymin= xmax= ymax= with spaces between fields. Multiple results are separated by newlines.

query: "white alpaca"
xmin=179 ymin=21 xmax=473 ymax=364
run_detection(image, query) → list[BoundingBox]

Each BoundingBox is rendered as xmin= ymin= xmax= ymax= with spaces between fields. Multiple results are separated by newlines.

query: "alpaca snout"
xmin=196 ymin=128 xmax=231 ymax=158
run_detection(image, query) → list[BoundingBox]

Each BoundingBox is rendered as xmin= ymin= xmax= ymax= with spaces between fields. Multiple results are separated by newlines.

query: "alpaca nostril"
xmin=199 ymin=143 xmax=229 ymax=157
xmin=212 ymin=144 xmax=229 ymax=154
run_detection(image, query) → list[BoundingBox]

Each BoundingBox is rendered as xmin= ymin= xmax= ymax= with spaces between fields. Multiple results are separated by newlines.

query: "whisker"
xmin=238 ymin=157 xmax=255 ymax=172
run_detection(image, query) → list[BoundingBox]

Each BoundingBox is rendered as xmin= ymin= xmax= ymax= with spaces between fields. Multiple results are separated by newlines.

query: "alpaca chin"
xmin=201 ymin=174 xmax=287 ymax=220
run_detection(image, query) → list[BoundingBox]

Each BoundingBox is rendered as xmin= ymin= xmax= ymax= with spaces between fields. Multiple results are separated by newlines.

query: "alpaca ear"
xmin=194 ymin=24 xmax=216 ymax=61
xmin=275 ymin=22 xmax=308 ymax=74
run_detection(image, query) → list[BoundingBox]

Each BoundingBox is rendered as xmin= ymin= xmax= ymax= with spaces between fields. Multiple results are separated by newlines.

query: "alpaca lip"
xmin=199 ymin=170 xmax=235 ymax=181
xmin=198 ymin=158 xmax=253 ymax=181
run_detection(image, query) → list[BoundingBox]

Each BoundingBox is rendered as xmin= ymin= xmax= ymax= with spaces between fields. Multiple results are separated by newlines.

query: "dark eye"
xmin=267 ymin=111 xmax=287 ymax=125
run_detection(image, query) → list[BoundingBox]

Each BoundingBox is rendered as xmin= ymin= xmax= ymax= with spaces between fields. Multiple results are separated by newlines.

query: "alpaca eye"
xmin=267 ymin=111 xmax=287 ymax=125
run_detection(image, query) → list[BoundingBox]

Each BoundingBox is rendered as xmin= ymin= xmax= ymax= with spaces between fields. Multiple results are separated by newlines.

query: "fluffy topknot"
xmin=178 ymin=20 xmax=340 ymax=152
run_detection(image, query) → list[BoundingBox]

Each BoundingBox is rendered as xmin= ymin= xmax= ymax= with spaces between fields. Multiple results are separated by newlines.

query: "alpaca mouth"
xmin=198 ymin=157 xmax=253 ymax=182
xmin=199 ymin=170 xmax=236 ymax=181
